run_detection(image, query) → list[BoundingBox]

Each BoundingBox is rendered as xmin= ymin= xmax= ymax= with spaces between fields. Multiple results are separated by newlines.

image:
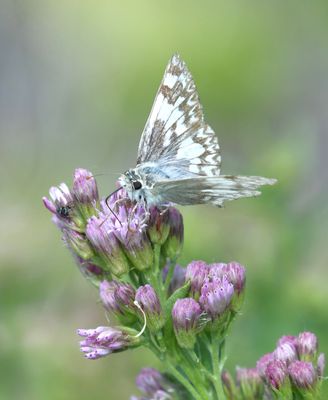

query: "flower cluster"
xmin=43 ymin=168 xmax=184 ymax=284
xmin=131 ymin=368 xmax=181 ymax=400
xmin=222 ymin=331 xmax=325 ymax=399
xmin=44 ymin=168 xmax=325 ymax=400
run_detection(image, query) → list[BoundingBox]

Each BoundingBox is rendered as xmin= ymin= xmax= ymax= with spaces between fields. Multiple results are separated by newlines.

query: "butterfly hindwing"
xmin=137 ymin=54 xmax=221 ymax=177
xmin=151 ymin=175 xmax=277 ymax=207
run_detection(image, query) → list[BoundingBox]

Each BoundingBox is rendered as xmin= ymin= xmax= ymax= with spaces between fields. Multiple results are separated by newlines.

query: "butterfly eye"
xmin=133 ymin=181 xmax=142 ymax=190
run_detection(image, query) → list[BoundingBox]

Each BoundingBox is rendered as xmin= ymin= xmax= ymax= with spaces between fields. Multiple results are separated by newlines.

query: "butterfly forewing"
xmin=137 ymin=54 xmax=221 ymax=177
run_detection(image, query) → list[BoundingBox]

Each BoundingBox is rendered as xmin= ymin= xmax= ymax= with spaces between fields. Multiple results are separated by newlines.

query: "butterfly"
xmin=118 ymin=54 xmax=276 ymax=208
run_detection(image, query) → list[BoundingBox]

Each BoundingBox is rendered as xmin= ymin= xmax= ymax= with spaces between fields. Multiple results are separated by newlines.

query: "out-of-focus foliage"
xmin=1 ymin=1 xmax=327 ymax=399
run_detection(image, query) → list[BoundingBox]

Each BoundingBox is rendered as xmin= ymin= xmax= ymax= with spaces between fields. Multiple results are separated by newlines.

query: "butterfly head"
xmin=119 ymin=169 xmax=145 ymax=202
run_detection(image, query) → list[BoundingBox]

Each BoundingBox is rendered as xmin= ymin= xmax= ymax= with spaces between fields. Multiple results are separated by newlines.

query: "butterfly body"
xmin=118 ymin=54 xmax=276 ymax=208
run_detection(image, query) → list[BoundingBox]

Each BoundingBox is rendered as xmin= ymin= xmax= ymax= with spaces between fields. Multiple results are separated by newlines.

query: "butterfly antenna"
xmin=103 ymin=187 xmax=123 ymax=227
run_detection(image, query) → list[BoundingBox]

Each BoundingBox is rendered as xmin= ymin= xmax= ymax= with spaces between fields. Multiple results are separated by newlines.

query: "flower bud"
xmin=256 ymin=353 xmax=274 ymax=378
xmin=172 ymin=298 xmax=202 ymax=349
xmin=199 ymin=276 xmax=234 ymax=321
xmin=62 ymin=229 xmax=94 ymax=260
xmin=264 ymin=360 xmax=292 ymax=397
xmin=77 ymin=325 xmax=141 ymax=360
xmin=99 ymin=280 xmax=136 ymax=323
xmin=74 ymin=257 xmax=105 ymax=283
xmin=274 ymin=342 xmax=298 ymax=365
xmin=297 ymin=332 xmax=318 ymax=362
xmin=43 ymin=183 xmax=84 ymax=227
xmin=72 ymin=168 xmax=99 ymax=221
xmin=317 ymin=353 xmax=325 ymax=377
xmin=277 ymin=335 xmax=298 ymax=348
xmin=136 ymin=368 xmax=165 ymax=395
xmin=288 ymin=360 xmax=317 ymax=391
xmin=162 ymin=208 xmax=184 ymax=261
xmin=211 ymin=262 xmax=246 ymax=312
xmin=162 ymin=264 xmax=186 ymax=295
xmin=185 ymin=260 xmax=209 ymax=298
xmin=236 ymin=367 xmax=264 ymax=399
xmin=86 ymin=215 xmax=130 ymax=277
xmin=221 ymin=370 xmax=239 ymax=400
xmin=122 ymin=232 xmax=154 ymax=272
xmin=147 ymin=207 xmax=170 ymax=245
xmin=135 ymin=285 xmax=164 ymax=332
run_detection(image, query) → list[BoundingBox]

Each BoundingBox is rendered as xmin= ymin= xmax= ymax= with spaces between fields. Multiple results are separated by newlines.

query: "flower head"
xmin=86 ymin=214 xmax=129 ymax=276
xmin=99 ymin=280 xmax=136 ymax=323
xmin=274 ymin=342 xmax=298 ymax=365
xmin=185 ymin=260 xmax=209 ymax=298
xmin=236 ymin=367 xmax=264 ymax=399
xmin=72 ymin=168 xmax=100 ymax=220
xmin=162 ymin=208 xmax=184 ymax=261
xmin=162 ymin=264 xmax=186 ymax=295
xmin=264 ymin=360 xmax=290 ymax=392
xmin=62 ymin=229 xmax=94 ymax=260
xmin=135 ymin=285 xmax=164 ymax=332
xmin=317 ymin=353 xmax=325 ymax=377
xmin=77 ymin=326 xmax=140 ymax=360
xmin=209 ymin=262 xmax=246 ymax=311
xmin=297 ymin=332 xmax=318 ymax=362
xmin=288 ymin=360 xmax=317 ymax=391
xmin=72 ymin=168 xmax=99 ymax=205
xmin=256 ymin=353 xmax=274 ymax=378
xmin=172 ymin=298 xmax=203 ymax=348
xmin=147 ymin=207 xmax=171 ymax=245
xmin=136 ymin=368 xmax=165 ymax=395
xmin=101 ymin=191 xmax=153 ymax=271
xmin=199 ymin=275 xmax=234 ymax=321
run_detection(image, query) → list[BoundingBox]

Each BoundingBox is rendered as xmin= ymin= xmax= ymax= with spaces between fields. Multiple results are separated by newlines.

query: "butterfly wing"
xmin=137 ymin=54 xmax=221 ymax=177
xmin=151 ymin=176 xmax=277 ymax=207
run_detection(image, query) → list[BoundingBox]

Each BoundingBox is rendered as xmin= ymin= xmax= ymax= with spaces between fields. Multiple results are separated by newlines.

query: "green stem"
xmin=210 ymin=332 xmax=226 ymax=400
xmin=179 ymin=349 xmax=212 ymax=400
xmin=152 ymin=244 xmax=166 ymax=306
xmin=165 ymin=360 xmax=204 ymax=400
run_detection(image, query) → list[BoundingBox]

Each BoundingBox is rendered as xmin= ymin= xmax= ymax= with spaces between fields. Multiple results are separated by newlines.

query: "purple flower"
xmin=136 ymin=368 xmax=165 ymax=395
xmin=147 ymin=206 xmax=171 ymax=245
xmin=221 ymin=370 xmax=239 ymax=399
xmin=317 ymin=353 xmax=325 ymax=377
xmin=99 ymin=280 xmax=136 ymax=322
xmin=77 ymin=326 xmax=140 ymax=360
xmin=100 ymin=191 xmax=153 ymax=272
xmin=199 ymin=276 xmax=234 ymax=320
xmin=72 ymin=168 xmax=99 ymax=205
xmin=162 ymin=264 xmax=186 ymax=295
xmin=172 ymin=298 xmax=203 ymax=348
xmin=86 ymin=214 xmax=130 ymax=276
xmin=135 ymin=285 xmax=164 ymax=332
xmin=185 ymin=260 xmax=209 ymax=298
xmin=256 ymin=353 xmax=274 ymax=378
xmin=277 ymin=335 xmax=298 ymax=348
xmin=274 ymin=342 xmax=298 ymax=365
xmin=43 ymin=183 xmax=77 ymax=223
xmin=264 ymin=359 xmax=289 ymax=390
xmin=62 ymin=229 xmax=93 ymax=260
xmin=297 ymin=332 xmax=318 ymax=362
xmin=236 ymin=367 xmax=264 ymax=398
xmin=209 ymin=262 xmax=246 ymax=312
xmin=75 ymin=257 xmax=104 ymax=281
xmin=288 ymin=360 xmax=317 ymax=390
xmin=162 ymin=207 xmax=184 ymax=261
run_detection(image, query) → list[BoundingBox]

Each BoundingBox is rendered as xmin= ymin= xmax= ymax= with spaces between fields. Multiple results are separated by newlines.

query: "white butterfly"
xmin=118 ymin=54 xmax=276 ymax=208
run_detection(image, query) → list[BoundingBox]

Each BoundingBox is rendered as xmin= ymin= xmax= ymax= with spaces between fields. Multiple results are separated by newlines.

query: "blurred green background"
xmin=1 ymin=1 xmax=328 ymax=399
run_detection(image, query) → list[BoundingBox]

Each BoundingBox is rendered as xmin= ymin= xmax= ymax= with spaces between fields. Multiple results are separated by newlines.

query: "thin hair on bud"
xmin=98 ymin=187 xmax=123 ymax=228
xmin=132 ymin=300 xmax=147 ymax=338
